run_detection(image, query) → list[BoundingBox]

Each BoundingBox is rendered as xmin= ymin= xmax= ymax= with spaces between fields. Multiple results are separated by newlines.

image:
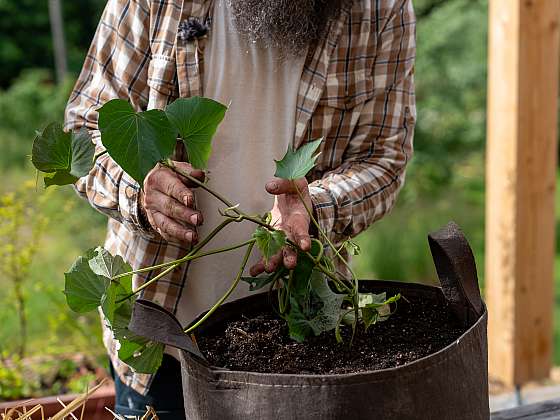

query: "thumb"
xmin=265 ymin=178 xmax=307 ymax=195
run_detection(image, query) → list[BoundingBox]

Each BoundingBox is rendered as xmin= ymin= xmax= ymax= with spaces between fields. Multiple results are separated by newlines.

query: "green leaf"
xmin=285 ymin=272 xmax=344 ymax=341
xmin=32 ymin=123 xmax=95 ymax=187
xmin=88 ymin=247 xmax=132 ymax=283
xmin=360 ymin=293 xmax=401 ymax=330
xmin=101 ymin=282 xmax=129 ymax=325
xmin=64 ymin=249 xmax=109 ymax=313
xmin=252 ymin=227 xmax=287 ymax=263
xmin=290 ymin=240 xmax=322 ymax=301
xmin=165 ymin=97 xmax=228 ymax=169
xmin=241 ymin=268 xmax=285 ymax=291
xmin=274 ymin=138 xmax=323 ymax=180
xmin=87 ymin=248 xmax=133 ymax=326
xmin=118 ymin=338 xmax=164 ymax=374
xmin=98 ymin=99 xmax=177 ymax=184
xmin=346 ymin=239 xmax=361 ymax=256
xmin=286 ymin=299 xmax=314 ymax=342
xmin=305 ymin=272 xmax=345 ymax=336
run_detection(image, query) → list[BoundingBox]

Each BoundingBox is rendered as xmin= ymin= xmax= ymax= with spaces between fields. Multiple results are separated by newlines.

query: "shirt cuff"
xmin=308 ymin=185 xmax=337 ymax=244
xmin=118 ymin=173 xmax=156 ymax=238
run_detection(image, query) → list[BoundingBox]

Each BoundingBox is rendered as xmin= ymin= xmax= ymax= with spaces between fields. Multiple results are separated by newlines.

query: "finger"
xmin=250 ymin=259 xmax=266 ymax=277
xmin=144 ymin=190 xmax=203 ymax=226
xmin=151 ymin=211 xmax=198 ymax=244
xmin=265 ymin=177 xmax=308 ymax=195
xmin=291 ymin=214 xmax=312 ymax=251
xmin=147 ymin=168 xmax=195 ymax=207
xmin=283 ymin=246 xmax=298 ymax=270
xmin=265 ymin=252 xmax=282 ymax=273
xmin=171 ymin=161 xmax=206 ymax=186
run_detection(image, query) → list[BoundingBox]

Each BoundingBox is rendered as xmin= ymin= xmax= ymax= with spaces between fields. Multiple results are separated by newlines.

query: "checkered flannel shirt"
xmin=64 ymin=0 xmax=416 ymax=395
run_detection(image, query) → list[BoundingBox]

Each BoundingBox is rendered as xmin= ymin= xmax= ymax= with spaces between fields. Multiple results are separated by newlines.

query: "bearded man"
xmin=65 ymin=0 xmax=415 ymax=416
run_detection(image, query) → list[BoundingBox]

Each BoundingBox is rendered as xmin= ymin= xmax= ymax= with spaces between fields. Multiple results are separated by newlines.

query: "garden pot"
xmin=130 ymin=222 xmax=489 ymax=420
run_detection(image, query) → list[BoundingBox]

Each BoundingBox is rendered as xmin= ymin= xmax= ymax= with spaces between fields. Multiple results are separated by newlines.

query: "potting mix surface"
xmin=197 ymin=295 xmax=465 ymax=374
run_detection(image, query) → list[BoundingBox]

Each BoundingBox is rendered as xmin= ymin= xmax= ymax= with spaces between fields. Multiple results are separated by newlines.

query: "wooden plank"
xmin=491 ymin=398 xmax=560 ymax=419
xmin=486 ymin=0 xmax=560 ymax=386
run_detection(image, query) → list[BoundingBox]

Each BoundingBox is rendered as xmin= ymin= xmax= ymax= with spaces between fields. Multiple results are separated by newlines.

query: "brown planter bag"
xmin=130 ymin=222 xmax=489 ymax=420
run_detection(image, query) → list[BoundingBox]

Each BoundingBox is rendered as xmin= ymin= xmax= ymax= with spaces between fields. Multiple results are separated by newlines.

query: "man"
xmin=65 ymin=0 xmax=415 ymax=416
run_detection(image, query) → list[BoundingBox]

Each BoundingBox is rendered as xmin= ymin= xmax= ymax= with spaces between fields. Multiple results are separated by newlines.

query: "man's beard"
xmin=228 ymin=0 xmax=348 ymax=57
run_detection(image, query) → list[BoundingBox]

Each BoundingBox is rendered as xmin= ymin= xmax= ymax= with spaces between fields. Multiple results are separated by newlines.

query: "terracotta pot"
xmin=0 ymin=385 xmax=115 ymax=419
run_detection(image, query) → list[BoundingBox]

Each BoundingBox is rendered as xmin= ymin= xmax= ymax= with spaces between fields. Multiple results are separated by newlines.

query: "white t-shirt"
xmin=174 ymin=0 xmax=307 ymax=327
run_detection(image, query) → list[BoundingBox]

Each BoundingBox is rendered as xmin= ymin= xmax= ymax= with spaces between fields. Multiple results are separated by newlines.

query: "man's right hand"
xmin=140 ymin=161 xmax=205 ymax=244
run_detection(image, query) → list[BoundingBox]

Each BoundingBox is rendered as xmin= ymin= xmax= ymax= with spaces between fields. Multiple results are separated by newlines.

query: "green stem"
xmin=164 ymin=160 xmax=239 ymax=213
xmin=113 ymin=238 xmax=254 ymax=280
xmin=292 ymin=182 xmax=358 ymax=284
xmin=122 ymin=263 xmax=178 ymax=301
xmin=185 ymin=241 xmax=255 ymax=333
xmin=117 ymin=219 xmax=237 ymax=302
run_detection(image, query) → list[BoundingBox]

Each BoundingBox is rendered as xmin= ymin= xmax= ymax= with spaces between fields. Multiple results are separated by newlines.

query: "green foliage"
xmin=64 ymin=250 xmax=108 ymax=313
xmin=118 ymin=339 xmax=165 ymax=374
xmin=0 ymin=181 xmax=50 ymax=357
xmin=286 ymin=273 xmax=346 ymax=342
xmin=32 ymin=123 xmax=95 ymax=187
xmin=0 ymin=70 xmax=75 ymax=169
xmin=359 ymin=293 xmax=401 ymax=330
xmin=274 ymin=138 xmax=323 ymax=180
xmin=98 ymin=99 xmax=178 ymax=185
xmin=166 ymin=97 xmax=228 ymax=170
xmin=252 ymin=227 xmax=287 ymax=263
xmin=0 ymin=0 xmax=105 ymax=87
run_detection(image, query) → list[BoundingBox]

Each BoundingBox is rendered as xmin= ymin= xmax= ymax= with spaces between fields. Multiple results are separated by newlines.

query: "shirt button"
xmin=125 ymin=186 xmax=136 ymax=200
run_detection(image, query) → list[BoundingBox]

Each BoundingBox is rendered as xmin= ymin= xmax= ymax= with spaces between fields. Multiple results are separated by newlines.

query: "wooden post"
xmin=48 ymin=0 xmax=67 ymax=84
xmin=486 ymin=0 xmax=560 ymax=386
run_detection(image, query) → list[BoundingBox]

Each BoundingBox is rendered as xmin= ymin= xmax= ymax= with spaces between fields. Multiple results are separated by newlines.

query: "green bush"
xmin=0 ymin=69 xmax=74 ymax=169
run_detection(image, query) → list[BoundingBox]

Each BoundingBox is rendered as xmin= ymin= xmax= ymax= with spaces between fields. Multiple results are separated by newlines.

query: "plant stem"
xmin=164 ymin=160 xmax=239 ymax=213
xmin=113 ymin=239 xmax=254 ymax=280
xmin=184 ymin=241 xmax=255 ymax=333
xmin=292 ymin=182 xmax=358 ymax=285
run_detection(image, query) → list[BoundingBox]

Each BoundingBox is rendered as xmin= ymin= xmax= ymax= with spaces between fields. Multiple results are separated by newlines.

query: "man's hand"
xmin=250 ymin=178 xmax=312 ymax=276
xmin=140 ymin=161 xmax=205 ymax=244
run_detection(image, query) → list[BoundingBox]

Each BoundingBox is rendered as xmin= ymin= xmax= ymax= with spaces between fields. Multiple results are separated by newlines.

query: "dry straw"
xmin=0 ymin=380 xmax=159 ymax=420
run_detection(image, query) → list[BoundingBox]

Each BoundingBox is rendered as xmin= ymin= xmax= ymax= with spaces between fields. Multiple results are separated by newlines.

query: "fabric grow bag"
xmin=130 ymin=222 xmax=489 ymax=420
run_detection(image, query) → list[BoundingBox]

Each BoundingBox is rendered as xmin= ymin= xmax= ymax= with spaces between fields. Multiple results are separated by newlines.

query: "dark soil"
xmin=197 ymin=295 xmax=465 ymax=375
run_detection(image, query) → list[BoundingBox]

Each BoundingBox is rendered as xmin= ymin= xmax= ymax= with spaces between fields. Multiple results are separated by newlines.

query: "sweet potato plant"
xmin=31 ymin=97 xmax=399 ymax=374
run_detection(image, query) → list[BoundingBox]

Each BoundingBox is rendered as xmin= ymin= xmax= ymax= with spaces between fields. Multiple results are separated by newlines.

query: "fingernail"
xmin=186 ymin=231 xmax=196 ymax=242
xmin=190 ymin=214 xmax=199 ymax=225
xmin=266 ymin=182 xmax=278 ymax=192
xmin=184 ymin=195 xmax=193 ymax=207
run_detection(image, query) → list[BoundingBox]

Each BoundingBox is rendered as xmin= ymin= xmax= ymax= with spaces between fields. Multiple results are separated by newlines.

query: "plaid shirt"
xmin=65 ymin=0 xmax=416 ymax=395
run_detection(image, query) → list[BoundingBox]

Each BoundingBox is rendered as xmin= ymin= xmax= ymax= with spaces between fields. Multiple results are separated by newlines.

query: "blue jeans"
xmin=110 ymin=354 xmax=185 ymax=419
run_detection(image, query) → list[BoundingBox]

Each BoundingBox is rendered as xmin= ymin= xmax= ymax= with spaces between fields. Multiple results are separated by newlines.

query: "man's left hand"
xmin=250 ymin=178 xmax=312 ymax=276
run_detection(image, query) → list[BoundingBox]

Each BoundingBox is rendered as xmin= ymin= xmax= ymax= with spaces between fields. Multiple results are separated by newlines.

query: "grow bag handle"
xmin=428 ymin=221 xmax=484 ymax=327
xmin=128 ymin=299 xmax=208 ymax=362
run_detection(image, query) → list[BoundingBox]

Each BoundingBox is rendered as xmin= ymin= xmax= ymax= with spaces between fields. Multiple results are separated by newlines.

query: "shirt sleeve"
xmin=64 ymin=0 xmax=153 ymax=234
xmin=309 ymin=0 xmax=416 ymax=245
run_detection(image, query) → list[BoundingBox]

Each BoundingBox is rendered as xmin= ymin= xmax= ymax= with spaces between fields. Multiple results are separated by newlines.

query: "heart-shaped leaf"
xmin=64 ymin=249 xmax=109 ymax=313
xmin=89 ymin=247 xmax=132 ymax=281
xmin=98 ymin=99 xmax=177 ymax=184
xmin=88 ymin=247 xmax=133 ymax=325
xmin=274 ymin=138 xmax=323 ymax=180
xmin=252 ymin=227 xmax=287 ymax=263
xmin=118 ymin=338 xmax=164 ymax=374
xmin=286 ymin=272 xmax=344 ymax=341
xmin=32 ymin=123 xmax=95 ymax=187
xmin=165 ymin=97 xmax=227 ymax=170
